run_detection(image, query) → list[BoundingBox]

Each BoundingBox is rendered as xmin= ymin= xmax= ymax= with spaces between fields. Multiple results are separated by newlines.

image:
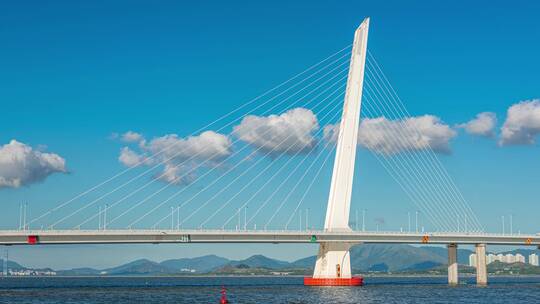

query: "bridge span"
xmin=1 ymin=229 xmax=539 ymax=246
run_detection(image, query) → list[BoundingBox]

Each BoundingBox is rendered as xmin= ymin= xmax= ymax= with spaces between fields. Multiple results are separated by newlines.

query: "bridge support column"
xmin=475 ymin=243 xmax=487 ymax=286
xmin=304 ymin=242 xmax=363 ymax=286
xmin=447 ymin=243 xmax=458 ymax=285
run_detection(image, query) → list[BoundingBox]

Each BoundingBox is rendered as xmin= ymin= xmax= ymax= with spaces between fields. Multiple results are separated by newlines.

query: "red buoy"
xmin=220 ymin=286 xmax=229 ymax=304
xmin=304 ymin=276 xmax=364 ymax=286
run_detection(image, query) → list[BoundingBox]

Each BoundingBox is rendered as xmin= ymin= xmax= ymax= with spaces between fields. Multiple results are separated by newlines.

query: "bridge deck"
xmin=0 ymin=230 xmax=539 ymax=246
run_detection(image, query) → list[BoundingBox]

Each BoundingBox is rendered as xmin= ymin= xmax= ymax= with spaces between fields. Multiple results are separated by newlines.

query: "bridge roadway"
xmin=1 ymin=229 xmax=539 ymax=246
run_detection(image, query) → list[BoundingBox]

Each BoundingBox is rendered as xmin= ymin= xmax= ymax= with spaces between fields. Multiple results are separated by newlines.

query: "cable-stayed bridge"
xmin=1 ymin=18 xmax=538 ymax=286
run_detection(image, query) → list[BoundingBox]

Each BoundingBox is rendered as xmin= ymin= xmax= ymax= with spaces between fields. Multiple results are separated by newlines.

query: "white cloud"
xmin=500 ymin=99 xmax=540 ymax=146
xmin=324 ymin=115 xmax=456 ymax=154
xmin=118 ymin=147 xmax=147 ymax=167
xmin=0 ymin=140 xmax=67 ymax=189
xmin=146 ymin=131 xmax=232 ymax=162
xmin=232 ymin=108 xmax=319 ymax=156
xmin=121 ymin=131 xmax=144 ymax=143
xmin=118 ymin=131 xmax=232 ymax=185
xmin=458 ymin=112 xmax=497 ymax=137
xmin=323 ymin=124 xmax=340 ymax=143
xmin=155 ymin=163 xmax=196 ymax=185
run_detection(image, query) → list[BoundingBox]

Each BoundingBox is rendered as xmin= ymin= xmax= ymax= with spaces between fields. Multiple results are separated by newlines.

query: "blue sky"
xmin=1 ymin=1 xmax=539 ymax=268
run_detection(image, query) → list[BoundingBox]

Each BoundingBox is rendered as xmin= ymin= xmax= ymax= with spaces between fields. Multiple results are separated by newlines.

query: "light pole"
xmin=237 ymin=208 xmax=241 ymax=231
xmin=177 ymin=206 xmax=180 ymax=230
xmin=19 ymin=203 xmax=22 ymax=230
xmin=23 ymin=203 xmax=28 ymax=230
xmin=244 ymin=206 xmax=248 ymax=231
xmin=306 ymin=209 xmax=309 ymax=231
xmin=407 ymin=212 xmax=411 ymax=233
xmin=171 ymin=207 xmax=174 ymax=230
xmin=362 ymin=209 xmax=366 ymax=232
xmin=355 ymin=210 xmax=358 ymax=231
xmin=98 ymin=206 xmax=102 ymax=230
xmin=299 ymin=210 xmax=302 ymax=231
xmin=19 ymin=203 xmax=28 ymax=231
xmin=415 ymin=211 xmax=419 ymax=233
xmin=103 ymin=204 xmax=108 ymax=230
xmin=510 ymin=214 xmax=513 ymax=235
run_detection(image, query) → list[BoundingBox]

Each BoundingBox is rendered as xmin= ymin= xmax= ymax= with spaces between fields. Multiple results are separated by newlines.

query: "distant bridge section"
xmin=1 ymin=229 xmax=539 ymax=246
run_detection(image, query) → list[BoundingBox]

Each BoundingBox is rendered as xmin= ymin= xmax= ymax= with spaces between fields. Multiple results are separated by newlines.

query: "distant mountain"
xmin=102 ymin=259 xmax=172 ymax=275
xmin=10 ymin=245 xmax=451 ymax=276
xmin=87 ymin=255 xmax=291 ymax=276
xmin=6 ymin=244 xmax=539 ymax=276
xmin=290 ymin=256 xmax=316 ymax=269
xmin=349 ymin=244 xmax=447 ymax=271
xmin=291 ymin=244 xmax=452 ymax=272
xmin=401 ymin=261 xmax=443 ymax=271
xmin=0 ymin=259 xmax=25 ymax=270
xmin=229 ymin=255 xmax=290 ymax=269
xmin=420 ymin=246 xmax=474 ymax=265
xmin=160 ymin=255 xmax=229 ymax=273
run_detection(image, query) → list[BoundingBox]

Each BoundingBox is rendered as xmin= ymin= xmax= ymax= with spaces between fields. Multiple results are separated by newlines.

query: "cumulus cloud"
xmin=156 ymin=163 xmax=196 ymax=185
xmin=146 ymin=131 xmax=232 ymax=163
xmin=121 ymin=131 xmax=144 ymax=144
xmin=458 ymin=112 xmax=497 ymax=137
xmin=232 ymin=108 xmax=319 ymax=156
xmin=324 ymin=115 xmax=456 ymax=154
xmin=499 ymin=99 xmax=540 ymax=146
xmin=118 ymin=147 xmax=147 ymax=167
xmin=118 ymin=131 xmax=232 ymax=185
xmin=321 ymin=125 xmax=336 ymax=143
xmin=0 ymin=140 xmax=67 ymax=189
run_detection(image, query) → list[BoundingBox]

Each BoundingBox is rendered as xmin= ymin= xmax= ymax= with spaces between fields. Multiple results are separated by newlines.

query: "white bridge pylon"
xmin=312 ymin=18 xmax=369 ymax=280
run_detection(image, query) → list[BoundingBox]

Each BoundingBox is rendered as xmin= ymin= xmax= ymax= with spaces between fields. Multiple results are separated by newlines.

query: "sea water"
xmin=1 ymin=276 xmax=540 ymax=303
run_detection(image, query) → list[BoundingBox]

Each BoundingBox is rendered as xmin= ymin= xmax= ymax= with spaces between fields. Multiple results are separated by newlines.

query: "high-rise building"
xmin=505 ymin=254 xmax=516 ymax=263
xmin=469 ymin=254 xmax=477 ymax=267
xmin=481 ymin=253 xmax=529 ymax=265
xmin=529 ymin=253 xmax=539 ymax=266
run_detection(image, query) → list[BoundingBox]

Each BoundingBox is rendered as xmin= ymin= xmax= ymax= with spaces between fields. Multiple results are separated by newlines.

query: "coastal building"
xmin=505 ymin=254 xmax=515 ymax=263
xmin=469 ymin=254 xmax=477 ymax=267
xmin=486 ymin=254 xmax=497 ymax=264
xmin=529 ymin=253 xmax=539 ymax=266
xmin=8 ymin=269 xmax=56 ymax=276
xmin=472 ymin=252 xmax=530 ymax=266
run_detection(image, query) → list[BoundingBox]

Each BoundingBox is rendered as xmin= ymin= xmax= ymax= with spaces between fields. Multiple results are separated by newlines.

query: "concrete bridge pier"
xmin=447 ymin=243 xmax=458 ymax=285
xmin=475 ymin=243 xmax=488 ymax=286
